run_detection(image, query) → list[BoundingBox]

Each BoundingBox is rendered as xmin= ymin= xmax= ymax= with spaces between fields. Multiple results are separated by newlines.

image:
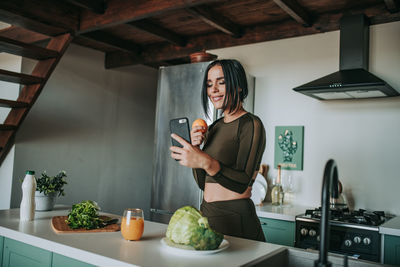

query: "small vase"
xmin=35 ymin=191 xmax=57 ymax=211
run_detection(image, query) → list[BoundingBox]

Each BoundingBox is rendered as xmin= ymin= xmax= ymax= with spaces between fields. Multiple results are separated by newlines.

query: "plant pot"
xmin=35 ymin=191 xmax=57 ymax=211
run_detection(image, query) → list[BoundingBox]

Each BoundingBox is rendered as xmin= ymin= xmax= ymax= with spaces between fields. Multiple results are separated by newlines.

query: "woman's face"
xmin=207 ymin=65 xmax=226 ymax=110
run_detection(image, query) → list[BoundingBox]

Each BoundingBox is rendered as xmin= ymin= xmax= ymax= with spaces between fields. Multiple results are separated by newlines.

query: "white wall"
xmin=0 ymin=49 xmax=21 ymax=209
xmin=0 ymin=146 xmax=15 ymax=209
xmin=0 ymin=53 xmax=21 ymax=122
xmin=210 ymin=21 xmax=400 ymax=214
xmin=10 ymin=44 xmax=158 ymax=218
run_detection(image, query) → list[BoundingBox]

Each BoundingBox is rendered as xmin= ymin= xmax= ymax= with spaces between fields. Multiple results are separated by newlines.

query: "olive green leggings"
xmin=200 ymin=198 xmax=265 ymax=242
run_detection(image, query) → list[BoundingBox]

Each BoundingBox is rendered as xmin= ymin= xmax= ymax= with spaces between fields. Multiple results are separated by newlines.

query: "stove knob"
xmin=363 ymin=237 xmax=371 ymax=245
xmin=344 ymin=239 xmax=352 ymax=247
xmin=300 ymin=228 xmax=308 ymax=236
xmin=309 ymin=229 xmax=317 ymax=237
xmin=354 ymin=236 xmax=362 ymax=244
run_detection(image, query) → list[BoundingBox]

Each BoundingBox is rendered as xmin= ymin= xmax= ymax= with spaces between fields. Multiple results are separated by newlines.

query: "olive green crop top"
xmin=192 ymin=113 xmax=266 ymax=194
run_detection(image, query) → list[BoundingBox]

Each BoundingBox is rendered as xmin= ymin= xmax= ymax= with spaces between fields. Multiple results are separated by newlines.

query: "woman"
xmin=170 ymin=59 xmax=266 ymax=241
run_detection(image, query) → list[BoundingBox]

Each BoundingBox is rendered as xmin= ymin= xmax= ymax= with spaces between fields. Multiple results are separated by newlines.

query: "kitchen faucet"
xmin=315 ymin=159 xmax=339 ymax=267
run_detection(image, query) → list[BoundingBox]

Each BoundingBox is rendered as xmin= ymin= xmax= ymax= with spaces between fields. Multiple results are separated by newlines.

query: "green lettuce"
xmin=66 ymin=200 xmax=103 ymax=230
xmin=166 ymin=206 xmax=223 ymax=250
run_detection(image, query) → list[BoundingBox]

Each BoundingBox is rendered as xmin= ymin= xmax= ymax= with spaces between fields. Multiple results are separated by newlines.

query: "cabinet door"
xmin=0 ymin=236 xmax=4 ymax=265
xmin=384 ymin=234 xmax=400 ymax=266
xmin=2 ymin=238 xmax=51 ymax=267
xmin=259 ymin=217 xmax=295 ymax=246
xmin=52 ymin=253 xmax=95 ymax=267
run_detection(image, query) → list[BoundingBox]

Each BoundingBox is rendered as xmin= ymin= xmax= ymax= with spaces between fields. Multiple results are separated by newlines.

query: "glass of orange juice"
xmin=121 ymin=208 xmax=144 ymax=241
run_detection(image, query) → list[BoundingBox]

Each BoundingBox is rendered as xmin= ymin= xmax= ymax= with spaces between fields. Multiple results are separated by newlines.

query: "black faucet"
xmin=315 ymin=159 xmax=339 ymax=267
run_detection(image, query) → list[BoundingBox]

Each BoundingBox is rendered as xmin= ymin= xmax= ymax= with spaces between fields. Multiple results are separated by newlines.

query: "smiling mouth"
xmin=211 ymin=96 xmax=224 ymax=102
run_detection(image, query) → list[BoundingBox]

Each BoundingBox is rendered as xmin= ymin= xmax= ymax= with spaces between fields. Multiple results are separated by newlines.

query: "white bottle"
xmin=20 ymin=170 xmax=37 ymax=221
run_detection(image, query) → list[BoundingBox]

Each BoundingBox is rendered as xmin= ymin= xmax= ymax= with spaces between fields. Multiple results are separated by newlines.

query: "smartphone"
xmin=170 ymin=117 xmax=191 ymax=148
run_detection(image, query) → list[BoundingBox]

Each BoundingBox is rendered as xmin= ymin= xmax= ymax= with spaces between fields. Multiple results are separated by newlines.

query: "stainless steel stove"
xmin=295 ymin=207 xmax=393 ymax=262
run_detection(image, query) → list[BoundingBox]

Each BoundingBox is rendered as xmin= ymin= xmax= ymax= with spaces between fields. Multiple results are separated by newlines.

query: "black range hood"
xmin=293 ymin=14 xmax=399 ymax=100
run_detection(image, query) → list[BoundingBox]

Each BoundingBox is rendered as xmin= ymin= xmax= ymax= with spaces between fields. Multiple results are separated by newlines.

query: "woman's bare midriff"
xmin=204 ymin=183 xmax=252 ymax=202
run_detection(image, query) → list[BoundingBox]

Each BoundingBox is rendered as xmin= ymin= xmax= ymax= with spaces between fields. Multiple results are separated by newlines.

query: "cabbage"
xmin=166 ymin=206 xmax=223 ymax=250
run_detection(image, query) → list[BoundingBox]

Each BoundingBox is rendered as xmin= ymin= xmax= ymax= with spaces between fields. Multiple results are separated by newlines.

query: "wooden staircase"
xmin=0 ymin=28 xmax=72 ymax=166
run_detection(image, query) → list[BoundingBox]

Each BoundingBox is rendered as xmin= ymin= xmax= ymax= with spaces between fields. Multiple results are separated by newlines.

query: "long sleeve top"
xmin=192 ymin=113 xmax=266 ymax=194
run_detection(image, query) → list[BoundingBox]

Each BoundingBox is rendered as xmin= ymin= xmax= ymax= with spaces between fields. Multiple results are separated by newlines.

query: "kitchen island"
xmin=0 ymin=207 xmax=286 ymax=267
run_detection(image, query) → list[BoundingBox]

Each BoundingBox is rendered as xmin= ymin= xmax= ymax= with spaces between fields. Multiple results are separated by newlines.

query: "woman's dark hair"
xmin=201 ymin=59 xmax=248 ymax=119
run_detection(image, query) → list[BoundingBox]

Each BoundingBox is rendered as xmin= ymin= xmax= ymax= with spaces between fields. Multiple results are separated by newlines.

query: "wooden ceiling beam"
xmin=81 ymin=31 xmax=141 ymax=54
xmin=273 ymin=0 xmax=312 ymax=26
xmin=144 ymin=57 xmax=191 ymax=68
xmin=165 ymin=58 xmax=191 ymax=65
xmin=0 ymin=0 xmax=79 ymax=35
xmin=128 ymin=19 xmax=187 ymax=47
xmin=384 ymin=0 xmax=400 ymax=13
xmin=105 ymin=51 xmax=145 ymax=68
xmin=0 ymin=10 xmax=68 ymax=36
xmin=78 ymin=0 xmax=223 ymax=33
xmin=0 ymin=26 xmax=50 ymax=43
xmin=186 ymin=6 xmax=243 ymax=37
xmin=64 ymin=0 xmax=106 ymax=14
xmin=144 ymin=62 xmax=171 ymax=69
xmin=105 ymin=3 xmax=400 ymax=68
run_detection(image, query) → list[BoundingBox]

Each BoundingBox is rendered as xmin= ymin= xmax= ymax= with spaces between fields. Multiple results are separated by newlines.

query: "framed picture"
xmin=274 ymin=126 xmax=304 ymax=170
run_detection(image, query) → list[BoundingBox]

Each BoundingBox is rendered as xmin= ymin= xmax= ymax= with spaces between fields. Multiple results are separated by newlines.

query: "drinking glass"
xmin=121 ymin=208 xmax=144 ymax=241
xmin=282 ymin=171 xmax=294 ymax=206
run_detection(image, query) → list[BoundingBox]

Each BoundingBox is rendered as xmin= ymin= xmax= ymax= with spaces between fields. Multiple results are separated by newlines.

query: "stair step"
xmin=0 ymin=99 xmax=29 ymax=108
xmin=0 ymin=36 xmax=59 ymax=60
xmin=0 ymin=69 xmax=43 ymax=85
xmin=0 ymin=33 xmax=72 ymax=167
xmin=0 ymin=124 xmax=17 ymax=131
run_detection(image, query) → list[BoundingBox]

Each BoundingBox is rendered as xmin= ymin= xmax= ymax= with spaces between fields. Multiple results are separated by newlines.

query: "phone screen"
xmin=170 ymin=117 xmax=191 ymax=148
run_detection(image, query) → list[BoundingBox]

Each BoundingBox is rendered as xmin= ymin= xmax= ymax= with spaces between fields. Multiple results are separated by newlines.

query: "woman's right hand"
xmin=191 ymin=126 xmax=206 ymax=147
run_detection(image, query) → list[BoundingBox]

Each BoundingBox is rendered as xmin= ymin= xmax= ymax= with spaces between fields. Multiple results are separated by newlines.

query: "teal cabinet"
xmin=259 ymin=217 xmax=295 ymax=246
xmin=384 ymin=234 xmax=400 ymax=266
xmin=52 ymin=253 xmax=95 ymax=267
xmin=0 ymin=237 xmax=94 ymax=267
xmin=2 ymin=238 xmax=52 ymax=267
xmin=0 ymin=236 xmax=4 ymax=265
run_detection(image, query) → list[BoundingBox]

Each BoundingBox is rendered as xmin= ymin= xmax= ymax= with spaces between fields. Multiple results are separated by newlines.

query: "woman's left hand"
xmin=170 ymin=133 xmax=206 ymax=168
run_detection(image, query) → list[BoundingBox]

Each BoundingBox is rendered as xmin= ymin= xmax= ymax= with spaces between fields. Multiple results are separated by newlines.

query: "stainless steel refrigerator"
xmin=150 ymin=62 xmax=254 ymax=224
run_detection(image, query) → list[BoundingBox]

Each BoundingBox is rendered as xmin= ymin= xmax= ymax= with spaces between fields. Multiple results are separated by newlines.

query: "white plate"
xmin=251 ymin=181 xmax=263 ymax=205
xmin=160 ymin=237 xmax=229 ymax=255
xmin=251 ymin=180 xmax=267 ymax=205
xmin=255 ymin=173 xmax=268 ymax=191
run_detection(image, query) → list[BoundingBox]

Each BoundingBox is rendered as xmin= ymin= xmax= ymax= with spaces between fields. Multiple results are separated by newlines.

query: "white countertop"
xmin=379 ymin=216 xmax=400 ymax=237
xmin=255 ymin=203 xmax=312 ymax=221
xmin=0 ymin=207 xmax=285 ymax=267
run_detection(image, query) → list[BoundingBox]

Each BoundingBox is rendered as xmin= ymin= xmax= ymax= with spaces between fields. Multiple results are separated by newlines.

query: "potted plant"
xmin=35 ymin=170 xmax=67 ymax=211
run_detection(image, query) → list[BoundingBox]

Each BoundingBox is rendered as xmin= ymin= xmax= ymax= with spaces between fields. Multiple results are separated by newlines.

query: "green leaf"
xmin=35 ymin=170 xmax=68 ymax=196
xmin=65 ymin=200 xmax=104 ymax=230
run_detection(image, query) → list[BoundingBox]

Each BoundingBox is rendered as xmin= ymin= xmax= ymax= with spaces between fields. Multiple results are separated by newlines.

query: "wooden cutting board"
xmin=51 ymin=216 xmax=120 ymax=233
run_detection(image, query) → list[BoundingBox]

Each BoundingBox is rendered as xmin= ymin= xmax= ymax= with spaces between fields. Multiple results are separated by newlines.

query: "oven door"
xmin=295 ymin=218 xmax=381 ymax=262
